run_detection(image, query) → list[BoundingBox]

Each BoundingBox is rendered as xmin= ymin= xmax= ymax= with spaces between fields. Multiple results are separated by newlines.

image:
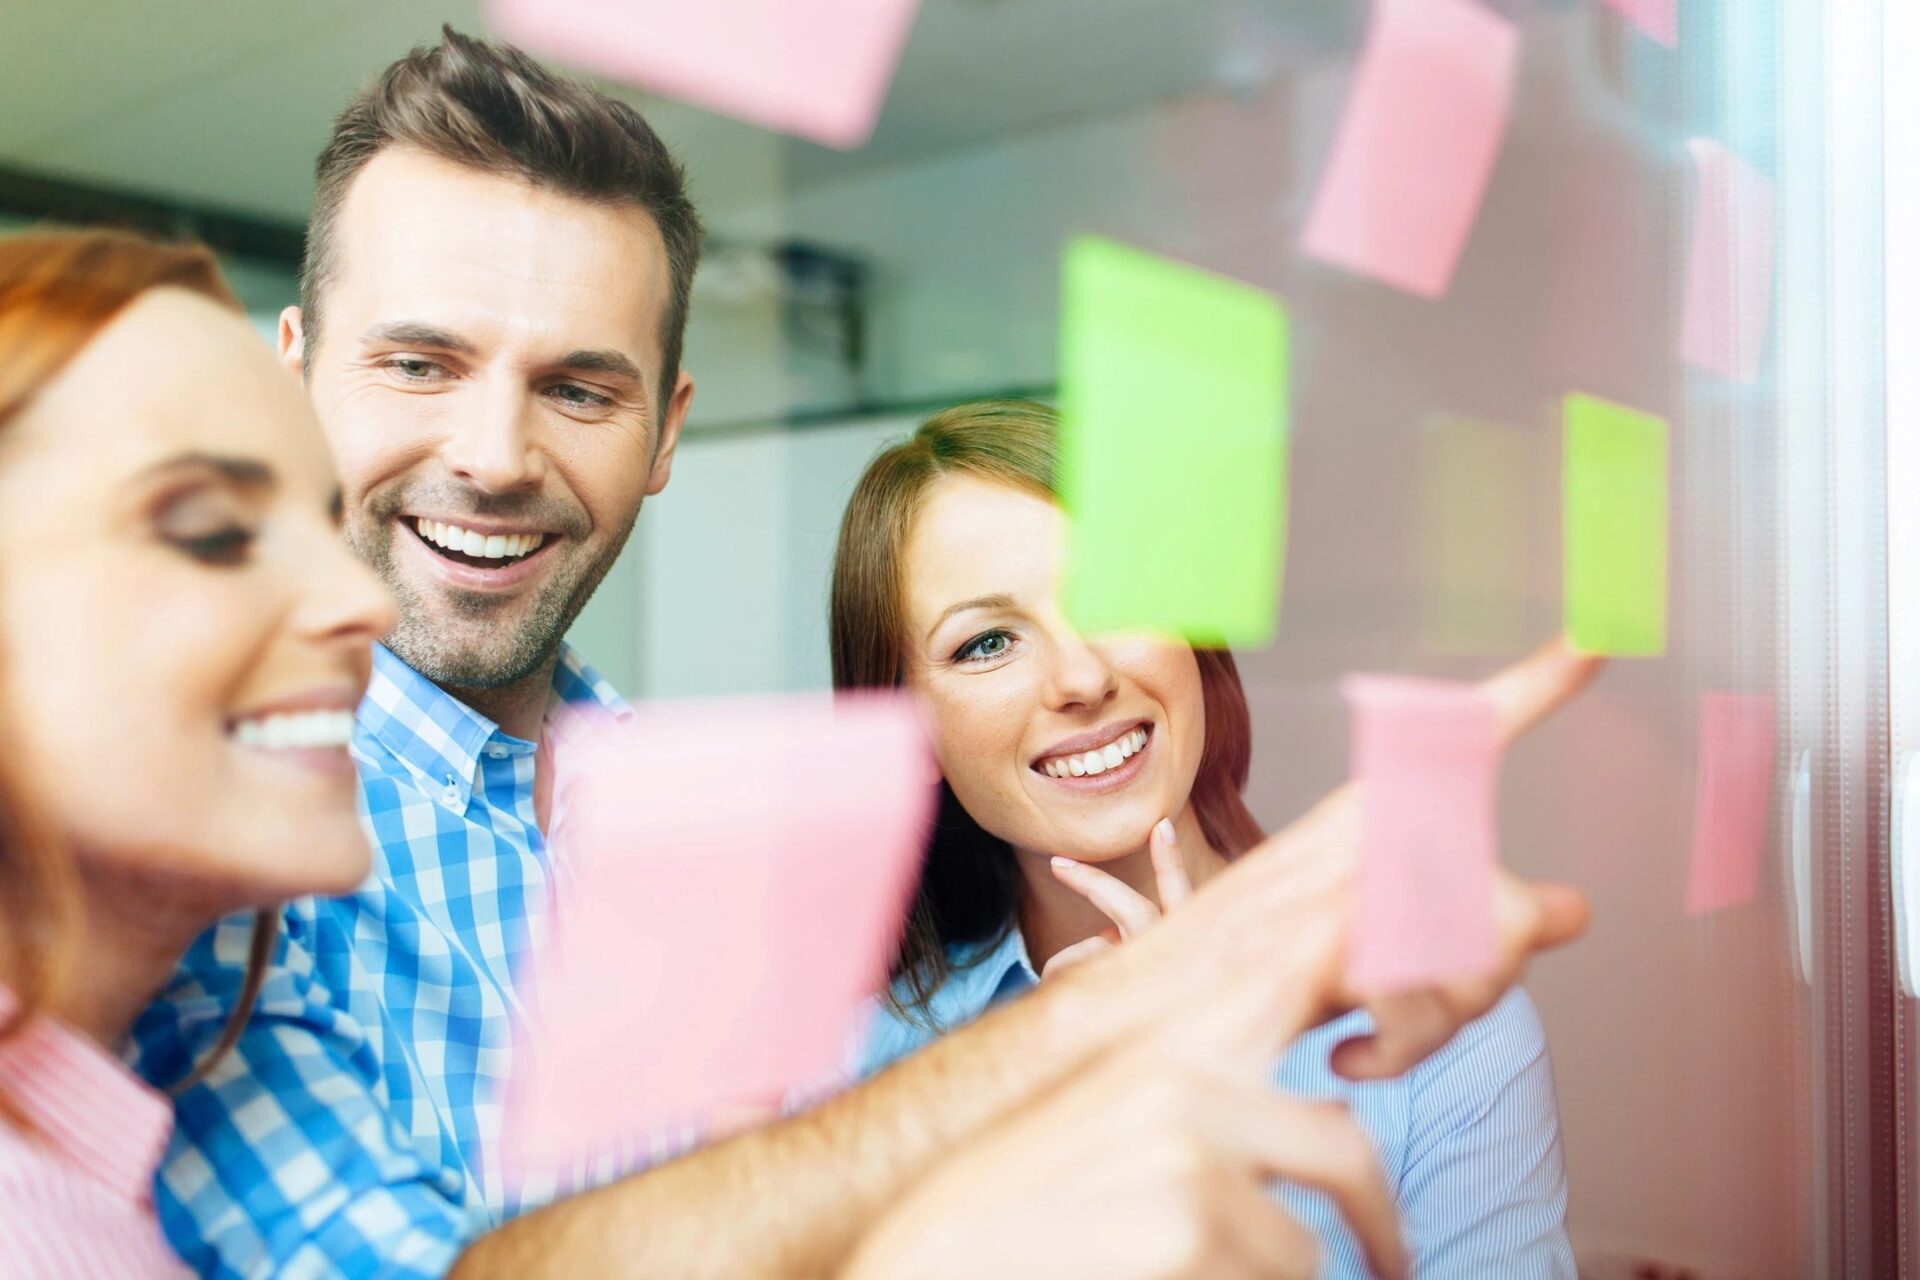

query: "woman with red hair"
xmin=0 ymin=229 xmax=393 ymax=1275
xmin=830 ymin=400 xmax=1578 ymax=1279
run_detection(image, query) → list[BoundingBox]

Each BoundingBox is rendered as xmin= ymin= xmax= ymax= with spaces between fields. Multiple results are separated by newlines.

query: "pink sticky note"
xmin=1684 ymin=693 xmax=1777 ymax=916
xmin=1603 ymin=0 xmax=1678 ymax=47
xmin=1681 ymin=139 xmax=1777 ymax=384
xmin=1343 ymin=675 xmax=1500 ymax=993
xmin=1299 ymin=0 xmax=1519 ymax=299
xmin=485 ymin=0 xmax=920 ymax=150
xmin=501 ymin=693 xmax=934 ymax=1181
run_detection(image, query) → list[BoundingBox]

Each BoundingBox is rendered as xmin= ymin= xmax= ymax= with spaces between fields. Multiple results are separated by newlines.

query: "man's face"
xmin=285 ymin=148 xmax=693 ymax=691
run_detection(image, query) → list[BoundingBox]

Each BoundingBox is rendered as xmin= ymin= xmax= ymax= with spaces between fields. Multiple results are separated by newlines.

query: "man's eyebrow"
xmin=136 ymin=451 xmax=275 ymax=490
xmin=362 ymin=321 xmax=477 ymax=354
xmin=554 ymin=348 xmax=644 ymax=383
xmin=926 ymin=593 xmax=1016 ymax=642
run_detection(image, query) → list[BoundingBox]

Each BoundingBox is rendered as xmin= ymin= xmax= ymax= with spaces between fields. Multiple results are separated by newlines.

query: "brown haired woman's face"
xmin=0 ymin=288 xmax=395 ymax=909
xmin=902 ymin=474 xmax=1206 ymax=862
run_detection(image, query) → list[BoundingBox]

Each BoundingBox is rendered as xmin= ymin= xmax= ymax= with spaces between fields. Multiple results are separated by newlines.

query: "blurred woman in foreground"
xmin=0 ymin=229 xmax=393 ymax=1275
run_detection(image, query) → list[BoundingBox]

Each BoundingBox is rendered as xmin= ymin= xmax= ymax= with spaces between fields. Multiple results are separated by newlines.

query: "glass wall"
xmin=612 ymin=3 xmax=1872 ymax=1275
xmin=3 ymin=1 xmax=1906 ymax=1273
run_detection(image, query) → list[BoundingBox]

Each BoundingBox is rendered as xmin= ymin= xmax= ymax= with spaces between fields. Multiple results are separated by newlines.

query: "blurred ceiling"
xmin=0 ymin=0 xmax=1351 ymax=224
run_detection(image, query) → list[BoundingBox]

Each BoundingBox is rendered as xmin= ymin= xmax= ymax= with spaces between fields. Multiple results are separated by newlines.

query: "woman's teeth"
xmin=415 ymin=518 xmax=544 ymax=561
xmin=231 ymin=710 xmax=357 ymax=751
xmin=1040 ymin=727 xmax=1149 ymax=779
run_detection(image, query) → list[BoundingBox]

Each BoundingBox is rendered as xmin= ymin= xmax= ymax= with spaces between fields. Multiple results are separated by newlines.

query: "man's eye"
xmin=550 ymin=383 xmax=613 ymax=409
xmin=386 ymin=358 xmax=444 ymax=380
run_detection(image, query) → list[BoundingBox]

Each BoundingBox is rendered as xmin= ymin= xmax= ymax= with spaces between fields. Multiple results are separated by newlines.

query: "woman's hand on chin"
xmin=1040 ymin=818 xmax=1192 ymax=980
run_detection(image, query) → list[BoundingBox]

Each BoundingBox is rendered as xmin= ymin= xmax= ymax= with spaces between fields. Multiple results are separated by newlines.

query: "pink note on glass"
xmin=1684 ymin=692 xmax=1777 ymax=916
xmin=1343 ymin=676 xmax=1500 ymax=993
xmin=485 ymin=0 xmax=920 ymax=149
xmin=1681 ymin=139 xmax=1777 ymax=384
xmin=500 ymin=693 xmax=935 ymax=1182
xmin=1299 ymin=0 xmax=1519 ymax=299
xmin=1602 ymin=0 xmax=1678 ymax=47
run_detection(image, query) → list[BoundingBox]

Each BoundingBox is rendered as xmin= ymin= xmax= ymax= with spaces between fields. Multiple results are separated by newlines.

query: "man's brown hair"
xmin=300 ymin=26 xmax=704 ymax=396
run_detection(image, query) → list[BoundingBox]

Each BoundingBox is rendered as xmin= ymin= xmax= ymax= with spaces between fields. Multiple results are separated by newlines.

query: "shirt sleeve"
xmin=131 ymin=910 xmax=480 ymax=1280
xmin=1397 ymin=987 xmax=1577 ymax=1279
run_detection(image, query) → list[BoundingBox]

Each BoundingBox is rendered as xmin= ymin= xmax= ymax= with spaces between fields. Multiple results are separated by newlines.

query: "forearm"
xmin=452 ymin=966 xmax=1140 ymax=1278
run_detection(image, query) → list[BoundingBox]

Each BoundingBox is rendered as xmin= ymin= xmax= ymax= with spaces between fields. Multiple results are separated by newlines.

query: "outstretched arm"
xmin=455 ymin=639 xmax=1601 ymax=1278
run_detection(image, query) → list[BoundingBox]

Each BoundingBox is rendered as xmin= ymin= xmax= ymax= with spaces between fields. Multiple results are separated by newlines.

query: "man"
xmin=133 ymin=28 xmax=1592 ymax=1278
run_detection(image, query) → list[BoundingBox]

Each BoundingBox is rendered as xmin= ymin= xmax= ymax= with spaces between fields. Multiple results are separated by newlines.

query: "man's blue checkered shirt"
xmin=131 ymin=643 xmax=676 ymax=1278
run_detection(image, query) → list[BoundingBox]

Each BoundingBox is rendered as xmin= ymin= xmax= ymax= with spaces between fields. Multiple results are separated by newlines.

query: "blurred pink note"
xmin=1681 ymin=139 xmax=1776 ymax=384
xmin=1602 ymin=0 xmax=1678 ymax=47
xmin=485 ymin=0 xmax=920 ymax=149
xmin=1299 ymin=0 xmax=1519 ymax=299
xmin=1344 ymin=676 xmax=1500 ymax=993
xmin=501 ymin=693 xmax=934 ymax=1182
xmin=1684 ymin=693 xmax=1777 ymax=916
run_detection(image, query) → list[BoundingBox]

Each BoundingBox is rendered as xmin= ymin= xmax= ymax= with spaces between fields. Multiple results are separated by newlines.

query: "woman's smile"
xmin=1031 ymin=721 xmax=1155 ymax=794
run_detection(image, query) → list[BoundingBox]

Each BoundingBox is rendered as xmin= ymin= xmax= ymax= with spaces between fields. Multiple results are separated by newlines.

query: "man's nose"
xmin=440 ymin=381 xmax=547 ymax=494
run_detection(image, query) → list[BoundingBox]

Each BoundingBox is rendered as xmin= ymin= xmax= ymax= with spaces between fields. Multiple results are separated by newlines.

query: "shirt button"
xmin=487 ymin=745 xmax=510 ymax=759
xmin=441 ymin=775 xmax=462 ymax=809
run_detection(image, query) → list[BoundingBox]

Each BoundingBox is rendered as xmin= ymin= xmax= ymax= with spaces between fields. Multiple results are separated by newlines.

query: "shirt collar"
xmin=357 ymin=642 xmax=629 ymax=812
xmin=0 ymin=987 xmax=172 ymax=1205
xmin=952 ymin=925 xmax=1042 ymax=1006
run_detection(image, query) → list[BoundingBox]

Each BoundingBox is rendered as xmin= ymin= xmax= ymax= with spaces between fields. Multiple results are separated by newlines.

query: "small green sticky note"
xmin=1562 ymin=392 xmax=1668 ymax=655
xmin=1058 ymin=236 xmax=1289 ymax=648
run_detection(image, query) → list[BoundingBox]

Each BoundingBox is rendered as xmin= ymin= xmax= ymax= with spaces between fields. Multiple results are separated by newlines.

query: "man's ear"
xmin=646 ymin=369 xmax=695 ymax=497
xmin=277 ymin=306 xmax=307 ymax=378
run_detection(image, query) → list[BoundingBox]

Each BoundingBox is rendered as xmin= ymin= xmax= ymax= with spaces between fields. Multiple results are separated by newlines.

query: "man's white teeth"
xmin=231 ymin=710 xmax=356 ymax=751
xmin=1041 ymin=727 xmax=1149 ymax=779
xmin=414 ymin=518 xmax=544 ymax=561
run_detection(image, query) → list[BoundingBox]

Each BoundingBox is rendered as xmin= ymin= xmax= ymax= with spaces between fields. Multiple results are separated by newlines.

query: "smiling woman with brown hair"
xmin=831 ymin=399 xmax=1580 ymax=1279
xmin=0 ymin=228 xmax=394 ymax=1275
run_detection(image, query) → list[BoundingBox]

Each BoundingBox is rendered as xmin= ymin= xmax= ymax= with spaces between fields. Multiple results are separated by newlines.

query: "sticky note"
xmin=1563 ymin=393 xmax=1668 ymax=656
xmin=1602 ymin=0 xmax=1678 ymax=47
xmin=1343 ymin=675 xmax=1500 ymax=993
xmin=1681 ymin=139 xmax=1776 ymax=384
xmin=501 ymin=693 xmax=934 ymax=1181
xmin=1418 ymin=416 xmax=1534 ymax=655
xmin=1299 ymin=0 xmax=1519 ymax=299
xmin=485 ymin=0 xmax=920 ymax=150
xmin=1057 ymin=236 xmax=1289 ymax=649
xmin=1685 ymin=693 xmax=1777 ymax=915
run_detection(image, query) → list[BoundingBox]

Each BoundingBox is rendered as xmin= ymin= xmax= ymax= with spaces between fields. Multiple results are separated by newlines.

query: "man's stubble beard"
xmin=349 ymin=509 xmax=640 ymax=692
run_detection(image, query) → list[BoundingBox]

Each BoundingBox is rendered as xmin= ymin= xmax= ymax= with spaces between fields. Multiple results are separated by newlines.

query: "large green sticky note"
xmin=1562 ymin=392 xmax=1668 ymax=655
xmin=1058 ymin=236 xmax=1289 ymax=648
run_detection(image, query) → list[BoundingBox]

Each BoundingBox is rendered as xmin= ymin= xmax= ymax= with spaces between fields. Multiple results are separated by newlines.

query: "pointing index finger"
xmin=1478 ymin=635 xmax=1605 ymax=747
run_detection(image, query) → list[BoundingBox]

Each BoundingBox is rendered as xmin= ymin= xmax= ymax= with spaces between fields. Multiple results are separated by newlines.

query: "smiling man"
xmin=129 ymin=27 xmax=1595 ymax=1280
xmin=297 ymin=146 xmax=684 ymax=750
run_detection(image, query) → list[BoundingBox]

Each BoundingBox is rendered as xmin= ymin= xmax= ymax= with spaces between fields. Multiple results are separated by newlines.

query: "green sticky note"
xmin=1562 ymin=392 xmax=1668 ymax=655
xmin=1058 ymin=236 xmax=1289 ymax=648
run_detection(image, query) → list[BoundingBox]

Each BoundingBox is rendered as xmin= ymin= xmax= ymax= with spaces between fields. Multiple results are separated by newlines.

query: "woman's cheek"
xmin=929 ymin=684 xmax=1025 ymax=817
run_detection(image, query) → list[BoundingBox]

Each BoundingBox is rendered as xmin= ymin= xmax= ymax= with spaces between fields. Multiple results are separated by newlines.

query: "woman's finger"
xmin=1039 ymin=934 xmax=1114 ymax=979
xmin=1326 ymin=989 xmax=1459 ymax=1082
xmin=1148 ymin=817 xmax=1192 ymax=911
xmin=1177 ymin=1074 xmax=1407 ymax=1280
xmin=1478 ymin=634 xmax=1605 ymax=747
xmin=1205 ymin=1166 xmax=1324 ymax=1279
xmin=1050 ymin=856 xmax=1160 ymax=938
